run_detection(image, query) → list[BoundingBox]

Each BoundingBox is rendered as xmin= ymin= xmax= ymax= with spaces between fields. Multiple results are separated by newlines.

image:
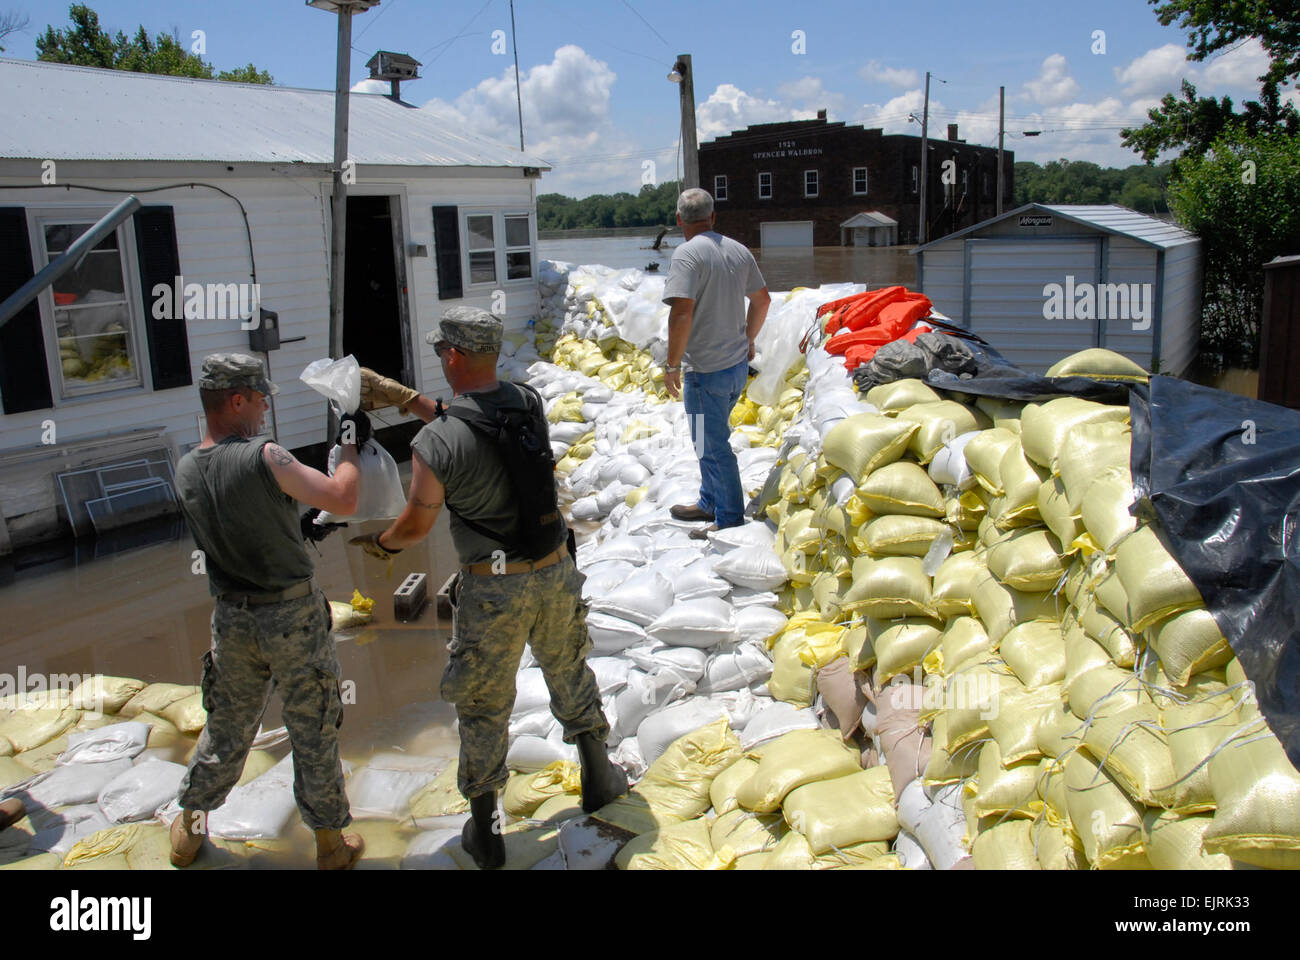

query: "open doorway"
xmin=343 ymin=195 xmax=412 ymax=387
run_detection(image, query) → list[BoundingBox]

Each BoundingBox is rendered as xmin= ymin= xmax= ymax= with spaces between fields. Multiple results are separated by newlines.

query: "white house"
xmin=0 ymin=58 xmax=551 ymax=552
xmin=913 ymin=203 xmax=1202 ymax=376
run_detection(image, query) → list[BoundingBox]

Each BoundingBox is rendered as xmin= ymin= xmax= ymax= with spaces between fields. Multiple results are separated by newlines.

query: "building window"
xmin=465 ymin=214 xmax=496 ymax=285
xmin=504 ymin=214 xmax=532 ymax=280
xmin=758 ymin=172 xmax=772 ymax=199
xmin=804 ymin=170 xmax=819 ymax=198
xmin=982 ymin=172 xmax=989 ymax=197
xmin=37 ymin=218 xmax=143 ymax=399
xmin=853 ymin=167 xmax=868 ymax=195
xmin=714 ymin=175 xmax=728 ymax=201
xmin=911 ymin=165 xmax=918 ymax=194
xmin=961 ymin=169 xmax=969 ymax=194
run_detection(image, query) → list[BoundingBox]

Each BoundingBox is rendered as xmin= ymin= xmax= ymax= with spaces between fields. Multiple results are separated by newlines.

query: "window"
xmin=961 ymin=169 xmax=969 ymax=194
xmin=465 ymin=214 xmax=496 ymax=285
xmin=504 ymin=214 xmax=532 ymax=281
xmin=804 ymin=170 xmax=819 ymax=198
xmin=853 ymin=167 xmax=868 ymax=195
xmin=38 ymin=218 xmax=142 ymax=398
xmin=911 ymin=165 xmax=918 ymax=194
xmin=714 ymin=175 xmax=728 ymax=201
xmin=758 ymin=172 xmax=772 ymax=200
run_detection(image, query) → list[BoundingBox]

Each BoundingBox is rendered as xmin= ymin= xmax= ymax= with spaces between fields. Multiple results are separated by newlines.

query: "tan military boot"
xmin=0 ymin=797 xmax=25 ymax=832
xmin=169 ymin=809 xmax=206 ymax=867
xmin=316 ymin=828 xmax=365 ymax=870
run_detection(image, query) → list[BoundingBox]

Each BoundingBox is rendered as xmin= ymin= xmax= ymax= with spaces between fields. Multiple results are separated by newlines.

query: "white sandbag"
xmin=506 ymin=736 xmax=573 ymax=774
xmin=928 ymin=431 xmax=979 ymax=489
xmin=400 ymin=829 xmax=463 ymax=870
xmin=623 ymin=643 xmax=708 ymax=682
xmin=896 ymin=778 xmax=930 ymax=835
xmin=730 ymin=588 xmax=782 ymax=609
xmin=671 ymin=559 xmax=732 ymax=601
xmin=587 ymin=657 xmax=633 ymax=696
xmin=318 ymin=438 xmax=406 ymax=524
xmin=611 ymin=670 xmax=694 ymax=741
xmin=512 ymin=668 xmax=552 ymax=718
xmin=635 ymin=698 xmax=730 ymax=766
xmin=509 ymin=708 xmax=558 ymax=740
xmin=28 ymin=804 xmax=113 ymax=857
xmin=97 ymin=759 xmax=187 ymax=823
xmin=207 ymin=755 xmax=299 ymax=840
xmin=735 ymin=606 xmax=789 ymax=645
xmin=894 ymin=829 xmax=933 ymax=869
xmin=5 ymin=758 xmax=134 ymax=808
xmin=708 ymin=522 xmax=778 ymax=552
xmin=612 ymin=737 xmax=648 ymax=782
xmin=59 ymin=721 xmax=151 ymax=764
xmin=586 ymin=612 xmax=648 ymax=655
xmin=596 ymin=482 xmax=637 ymax=515
xmin=698 ymin=642 xmax=774 ymax=694
xmin=347 ymin=754 xmax=442 ymax=820
xmin=646 ymin=598 xmax=738 ymax=649
xmin=916 ymin=781 xmax=970 ymax=870
xmin=549 ymin=420 xmax=593 ymax=445
xmin=589 ymin=570 xmax=675 ymax=626
xmin=709 ymin=688 xmax=765 ymax=732
xmin=570 ymin=497 xmax=602 ymax=521
xmin=740 ymin=701 xmax=820 ymax=750
xmin=713 ymin=547 xmax=788 ymax=591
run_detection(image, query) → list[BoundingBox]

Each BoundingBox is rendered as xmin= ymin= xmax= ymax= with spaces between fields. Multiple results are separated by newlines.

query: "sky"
xmin=4 ymin=0 xmax=1296 ymax=197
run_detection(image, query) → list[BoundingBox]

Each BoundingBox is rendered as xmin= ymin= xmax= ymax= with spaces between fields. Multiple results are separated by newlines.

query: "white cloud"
xmin=778 ymin=75 xmax=846 ymax=113
xmin=853 ymin=90 xmax=930 ymax=133
xmin=695 ymin=83 xmax=816 ymax=140
xmin=1114 ymin=43 xmax=1194 ymax=97
xmin=1203 ymin=37 xmax=1271 ymax=89
xmin=1024 ymin=54 xmax=1080 ymax=106
xmin=350 ymin=78 xmax=390 ymax=95
xmin=859 ymin=60 xmax=919 ymax=88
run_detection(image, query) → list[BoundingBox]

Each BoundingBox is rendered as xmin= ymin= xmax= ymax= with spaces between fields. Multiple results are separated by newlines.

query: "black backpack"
xmin=441 ymin=382 xmax=569 ymax=562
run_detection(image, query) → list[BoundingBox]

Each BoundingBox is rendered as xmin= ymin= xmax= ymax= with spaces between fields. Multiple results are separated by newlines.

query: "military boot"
xmin=577 ymin=732 xmax=630 ymax=813
xmin=316 ymin=828 xmax=365 ymax=870
xmin=169 ymin=809 xmax=206 ymax=867
xmin=0 ymin=797 xmax=25 ymax=832
xmin=461 ymin=792 xmax=505 ymax=869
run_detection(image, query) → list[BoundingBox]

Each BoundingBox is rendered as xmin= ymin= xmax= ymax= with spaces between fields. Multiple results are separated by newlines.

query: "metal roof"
xmin=841 ymin=211 xmax=898 ymax=228
xmin=0 ymin=58 xmax=550 ymax=170
xmin=913 ymin=202 xmax=1198 ymax=252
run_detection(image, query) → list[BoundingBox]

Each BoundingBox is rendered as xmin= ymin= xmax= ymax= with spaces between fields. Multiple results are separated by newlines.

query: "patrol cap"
xmin=198 ymin=352 xmax=279 ymax=395
xmin=425 ymin=306 xmax=503 ymax=354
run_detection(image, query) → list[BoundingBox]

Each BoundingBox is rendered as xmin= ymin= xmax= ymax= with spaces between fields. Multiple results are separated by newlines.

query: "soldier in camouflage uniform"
xmin=170 ymin=353 xmax=367 ymax=870
xmin=353 ymin=308 xmax=628 ymax=869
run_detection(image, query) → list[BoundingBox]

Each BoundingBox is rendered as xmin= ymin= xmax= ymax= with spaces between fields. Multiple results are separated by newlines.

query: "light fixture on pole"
xmin=668 ymin=55 xmax=699 ymax=190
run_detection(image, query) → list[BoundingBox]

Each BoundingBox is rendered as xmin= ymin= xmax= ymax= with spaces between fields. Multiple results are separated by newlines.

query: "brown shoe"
xmin=169 ymin=810 xmax=206 ymax=867
xmin=670 ymin=503 xmax=714 ymax=522
xmin=688 ymin=523 xmax=719 ymax=541
xmin=316 ymin=828 xmax=365 ymax=870
xmin=0 ymin=797 xmax=25 ymax=832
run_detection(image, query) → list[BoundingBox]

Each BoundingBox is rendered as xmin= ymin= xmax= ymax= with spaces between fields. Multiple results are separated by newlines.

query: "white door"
xmin=760 ymin=221 xmax=814 ymax=248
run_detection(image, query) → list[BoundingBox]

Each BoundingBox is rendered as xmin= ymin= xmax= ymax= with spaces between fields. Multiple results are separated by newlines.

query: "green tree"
xmin=1150 ymin=0 xmax=1300 ymax=85
xmin=1121 ymin=79 xmax=1298 ymax=164
xmin=0 ymin=10 xmax=30 ymax=52
xmin=36 ymin=4 xmax=274 ymax=83
xmin=1167 ymin=129 xmax=1300 ymax=368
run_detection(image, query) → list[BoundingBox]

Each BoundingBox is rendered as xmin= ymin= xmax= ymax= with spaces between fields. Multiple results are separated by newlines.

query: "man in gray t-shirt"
xmin=661 ymin=187 xmax=771 ymax=533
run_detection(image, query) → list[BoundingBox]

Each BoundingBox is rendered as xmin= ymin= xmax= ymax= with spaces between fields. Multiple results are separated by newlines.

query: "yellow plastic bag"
xmin=864 ymin=378 xmax=941 ymax=413
xmin=1064 ymin=749 xmax=1148 ymax=869
xmin=408 ymin=761 xmax=470 ymax=818
xmin=935 ymin=617 xmax=993 ymax=677
xmin=782 ymin=765 xmax=897 ymax=854
xmin=857 ymin=515 xmax=949 ymax=558
xmin=1081 ymin=703 xmax=1177 ymax=807
xmin=616 ymin=818 xmax=734 ymax=870
xmin=69 ymin=676 xmax=146 ymax=714
xmin=709 ymin=757 xmax=760 ymax=816
xmin=895 ymin=401 xmax=990 ymax=464
xmin=971 ymin=740 xmax=1045 ymax=818
xmin=1046 ymin=348 xmax=1149 ymax=382
xmin=840 ymin=556 xmax=934 ymax=620
xmin=971 ymin=571 xmax=1063 ymax=646
xmin=119 ymin=683 xmax=199 ymax=719
xmin=709 ymin=808 xmax=786 ymax=859
xmin=972 ymin=819 xmax=1041 ymax=870
xmin=1038 ymin=476 xmax=1084 ymax=553
xmin=160 ymin=692 xmax=207 ymax=735
xmin=821 ymin=413 xmax=919 ymax=483
xmin=856 ymin=462 xmax=945 ymax=517
xmin=1202 ymin=712 xmax=1300 ymax=869
xmin=1000 ymin=620 xmax=1067 ymax=689
xmin=736 ymin=729 xmax=861 ymax=814
xmin=768 ymin=621 xmax=847 ymax=708
xmin=987 ymin=528 xmax=1068 ymax=593
xmin=988 ymin=680 xmax=1064 ymax=764
xmin=502 ymin=760 xmax=582 ymax=818
xmin=1115 ymin=526 xmax=1203 ymax=632
xmin=1057 ymin=419 xmax=1132 ymax=510
xmin=963 ymin=427 xmax=1019 ymax=496
xmin=1148 ymin=607 xmax=1233 ymax=687
xmin=1020 ymin=397 xmax=1130 ymax=472
xmin=931 ymin=551 xmax=987 ymax=618
xmin=869 ymin=619 xmax=942 ymax=685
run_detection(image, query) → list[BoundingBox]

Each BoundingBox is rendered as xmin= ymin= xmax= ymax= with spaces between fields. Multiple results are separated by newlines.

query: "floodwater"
xmin=538 ymin=235 xmax=918 ymax=291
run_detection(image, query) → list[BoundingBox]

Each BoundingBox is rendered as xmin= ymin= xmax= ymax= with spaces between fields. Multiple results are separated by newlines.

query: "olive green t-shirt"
xmin=175 ymin=435 xmax=314 ymax=596
xmin=410 ymin=382 xmax=567 ymax=565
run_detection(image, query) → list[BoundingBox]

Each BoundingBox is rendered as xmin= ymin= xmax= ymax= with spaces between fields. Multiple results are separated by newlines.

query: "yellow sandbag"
xmin=1202 ymin=713 xmax=1300 ymax=868
xmin=972 ymin=740 xmax=1045 ymax=818
xmin=119 ymin=683 xmax=199 ymax=719
xmin=1115 ymin=526 xmax=1203 ymax=632
xmin=1063 ymin=619 xmax=1113 ymax=691
xmin=992 ymin=439 xmax=1047 ymax=529
xmin=160 ymin=692 xmax=207 ymax=734
xmin=1163 ymin=696 xmax=1239 ymax=814
xmin=1037 ymin=697 xmax=1083 ymax=760
xmin=710 ymin=757 xmax=760 ymax=816
xmin=865 ymin=378 xmax=940 ymax=412
xmin=869 ymin=619 xmax=942 ymax=685
xmin=503 ymin=760 xmax=582 ymax=818
xmin=1148 ymin=608 xmax=1233 ymax=687
xmin=1064 ymin=750 xmax=1148 ymax=869
xmin=768 ymin=621 xmax=846 ymax=708
xmin=972 ymin=818 xmax=1040 ymax=869
xmin=931 ymin=552 xmax=986 ymax=618
xmin=1143 ymin=810 xmax=1232 ymax=869
xmin=762 ymin=829 xmax=817 ymax=870
xmin=1033 ymin=817 xmax=1087 ymax=870
xmin=946 ymin=488 xmax=987 ymax=531
xmin=531 ymin=792 xmax=585 ymax=824
xmin=710 ymin=808 xmax=786 ymax=858
xmin=1038 ymin=476 xmax=1084 ymax=553
xmin=0 ymin=689 xmax=71 ymax=711
xmin=925 ymin=713 xmax=981 ymax=787
xmin=597 ymin=718 xmax=742 ymax=835
xmin=895 ymin=401 xmax=991 ymax=464
xmin=63 ymin=823 xmax=145 ymax=868
xmin=856 ymin=462 xmax=945 ymax=517
xmin=971 ymin=571 xmax=1063 ymax=646
xmin=0 ymin=706 xmax=80 ymax=754
xmin=736 ymin=729 xmax=861 ymax=814
xmin=408 ymin=761 xmax=470 ymax=818
xmin=840 ymin=556 xmax=934 ymax=620
xmin=840 ymin=624 xmax=874 ymax=672
xmin=1000 ymin=620 xmax=1067 ymax=689
xmin=616 ymin=817 xmax=734 ymax=870
xmin=857 ymin=514 xmax=949 ymax=557
xmin=69 ymin=676 xmax=146 ymax=714
xmin=1066 ymin=662 xmax=1146 ymax=722
xmin=1046 ymin=348 xmax=1149 ymax=382
xmin=821 ymin=413 xmax=919 ymax=483
xmin=935 ymin=617 xmax=993 ymax=677
xmin=988 ymin=680 xmax=1064 ymax=764
xmin=942 ymin=660 xmax=1017 ymax=753
xmin=1058 ymin=420 xmax=1132 ymax=511
xmin=1093 ymin=566 xmax=1134 ymax=630
xmin=987 ymin=528 xmax=1068 ymax=592
xmin=1076 ymin=593 xmax=1139 ymax=667
xmin=974 ymin=395 xmax=1025 ymax=431
xmin=1076 ymin=466 xmax=1136 ymax=558
xmin=782 ymin=765 xmax=897 ymax=854
xmin=546 ymin=395 xmax=584 ymax=423
xmin=1020 ymin=397 xmax=1130 ymax=473
xmin=963 ymin=428 xmax=1019 ymax=496
xmin=1081 ymin=703 xmax=1176 ymax=807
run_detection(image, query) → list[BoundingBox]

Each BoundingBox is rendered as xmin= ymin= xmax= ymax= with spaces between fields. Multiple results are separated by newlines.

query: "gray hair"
xmin=677 ymin=188 xmax=714 ymax=224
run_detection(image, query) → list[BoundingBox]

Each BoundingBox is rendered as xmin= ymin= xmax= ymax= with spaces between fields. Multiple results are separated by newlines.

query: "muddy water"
xmin=0 ymin=460 xmax=464 ymax=770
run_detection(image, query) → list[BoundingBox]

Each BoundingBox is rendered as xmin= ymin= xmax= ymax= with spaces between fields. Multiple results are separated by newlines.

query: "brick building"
xmin=698 ymin=112 xmax=1013 ymax=248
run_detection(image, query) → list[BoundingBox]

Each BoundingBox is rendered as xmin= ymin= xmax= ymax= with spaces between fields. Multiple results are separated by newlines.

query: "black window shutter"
xmin=432 ymin=205 xmax=463 ymax=300
xmin=0 ymin=208 xmax=54 ymax=414
xmin=133 ymin=205 xmax=192 ymax=390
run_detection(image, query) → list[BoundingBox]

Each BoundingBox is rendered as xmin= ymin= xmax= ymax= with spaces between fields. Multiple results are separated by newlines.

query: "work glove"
xmin=360 ymin=367 xmax=420 ymax=414
xmin=338 ymin=409 xmax=372 ymax=447
xmin=350 ymin=531 xmax=401 ymax=561
xmin=300 ymin=507 xmax=346 ymax=543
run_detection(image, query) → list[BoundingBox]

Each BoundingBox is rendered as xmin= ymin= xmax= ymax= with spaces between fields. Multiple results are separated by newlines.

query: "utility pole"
xmin=997 ymin=85 xmax=1005 ymax=215
xmin=328 ymin=10 xmax=352 ymax=363
xmin=510 ymin=0 xmax=524 ymax=150
xmin=673 ymin=54 xmax=700 ymax=190
xmin=918 ymin=70 xmax=930 ymax=244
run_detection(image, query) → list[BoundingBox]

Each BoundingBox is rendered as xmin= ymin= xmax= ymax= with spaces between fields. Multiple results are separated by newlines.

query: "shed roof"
xmin=913 ymin=202 xmax=1198 ymax=252
xmin=841 ymin=211 xmax=898 ymax=228
xmin=0 ymin=57 xmax=550 ymax=170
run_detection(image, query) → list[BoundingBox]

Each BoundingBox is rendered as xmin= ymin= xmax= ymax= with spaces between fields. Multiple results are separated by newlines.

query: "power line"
xmin=418 ymin=0 xmax=496 ymax=64
xmin=354 ymin=0 xmax=398 ymax=42
xmin=620 ymin=0 xmax=671 ymax=48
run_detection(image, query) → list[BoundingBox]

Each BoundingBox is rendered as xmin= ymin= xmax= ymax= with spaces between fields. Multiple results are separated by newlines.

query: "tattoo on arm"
xmin=266 ymin=444 xmax=295 ymax=467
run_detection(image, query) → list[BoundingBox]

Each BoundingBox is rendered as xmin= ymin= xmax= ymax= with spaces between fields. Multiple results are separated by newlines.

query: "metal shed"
xmin=913 ymin=203 xmax=1202 ymax=375
xmin=840 ymin=211 xmax=898 ymax=247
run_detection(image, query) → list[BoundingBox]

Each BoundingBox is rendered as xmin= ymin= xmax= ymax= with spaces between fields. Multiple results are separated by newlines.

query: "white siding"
xmin=1100 ymin=237 xmax=1158 ymax=370
xmin=1158 ymin=241 xmax=1202 ymax=376
xmin=917 ymin=247 xmax=965 ymax=323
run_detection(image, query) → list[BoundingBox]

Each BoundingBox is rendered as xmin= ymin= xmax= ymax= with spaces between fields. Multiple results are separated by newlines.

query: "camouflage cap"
xmin=426 ymin=306 xmax=503 ymax=354
xmin=198 ymin=352 xmax=278 ymax=395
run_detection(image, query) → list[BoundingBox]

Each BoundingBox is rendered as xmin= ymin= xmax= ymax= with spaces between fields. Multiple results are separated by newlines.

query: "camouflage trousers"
xmin=442 ymin=556 xmax=609 ymax=799
xmin=178 ymin=588 xmax=352 ymax=831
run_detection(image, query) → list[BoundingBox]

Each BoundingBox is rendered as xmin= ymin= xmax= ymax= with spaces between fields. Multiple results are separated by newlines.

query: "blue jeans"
xmin=683 ymin=358 xmax=749 ymax=528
